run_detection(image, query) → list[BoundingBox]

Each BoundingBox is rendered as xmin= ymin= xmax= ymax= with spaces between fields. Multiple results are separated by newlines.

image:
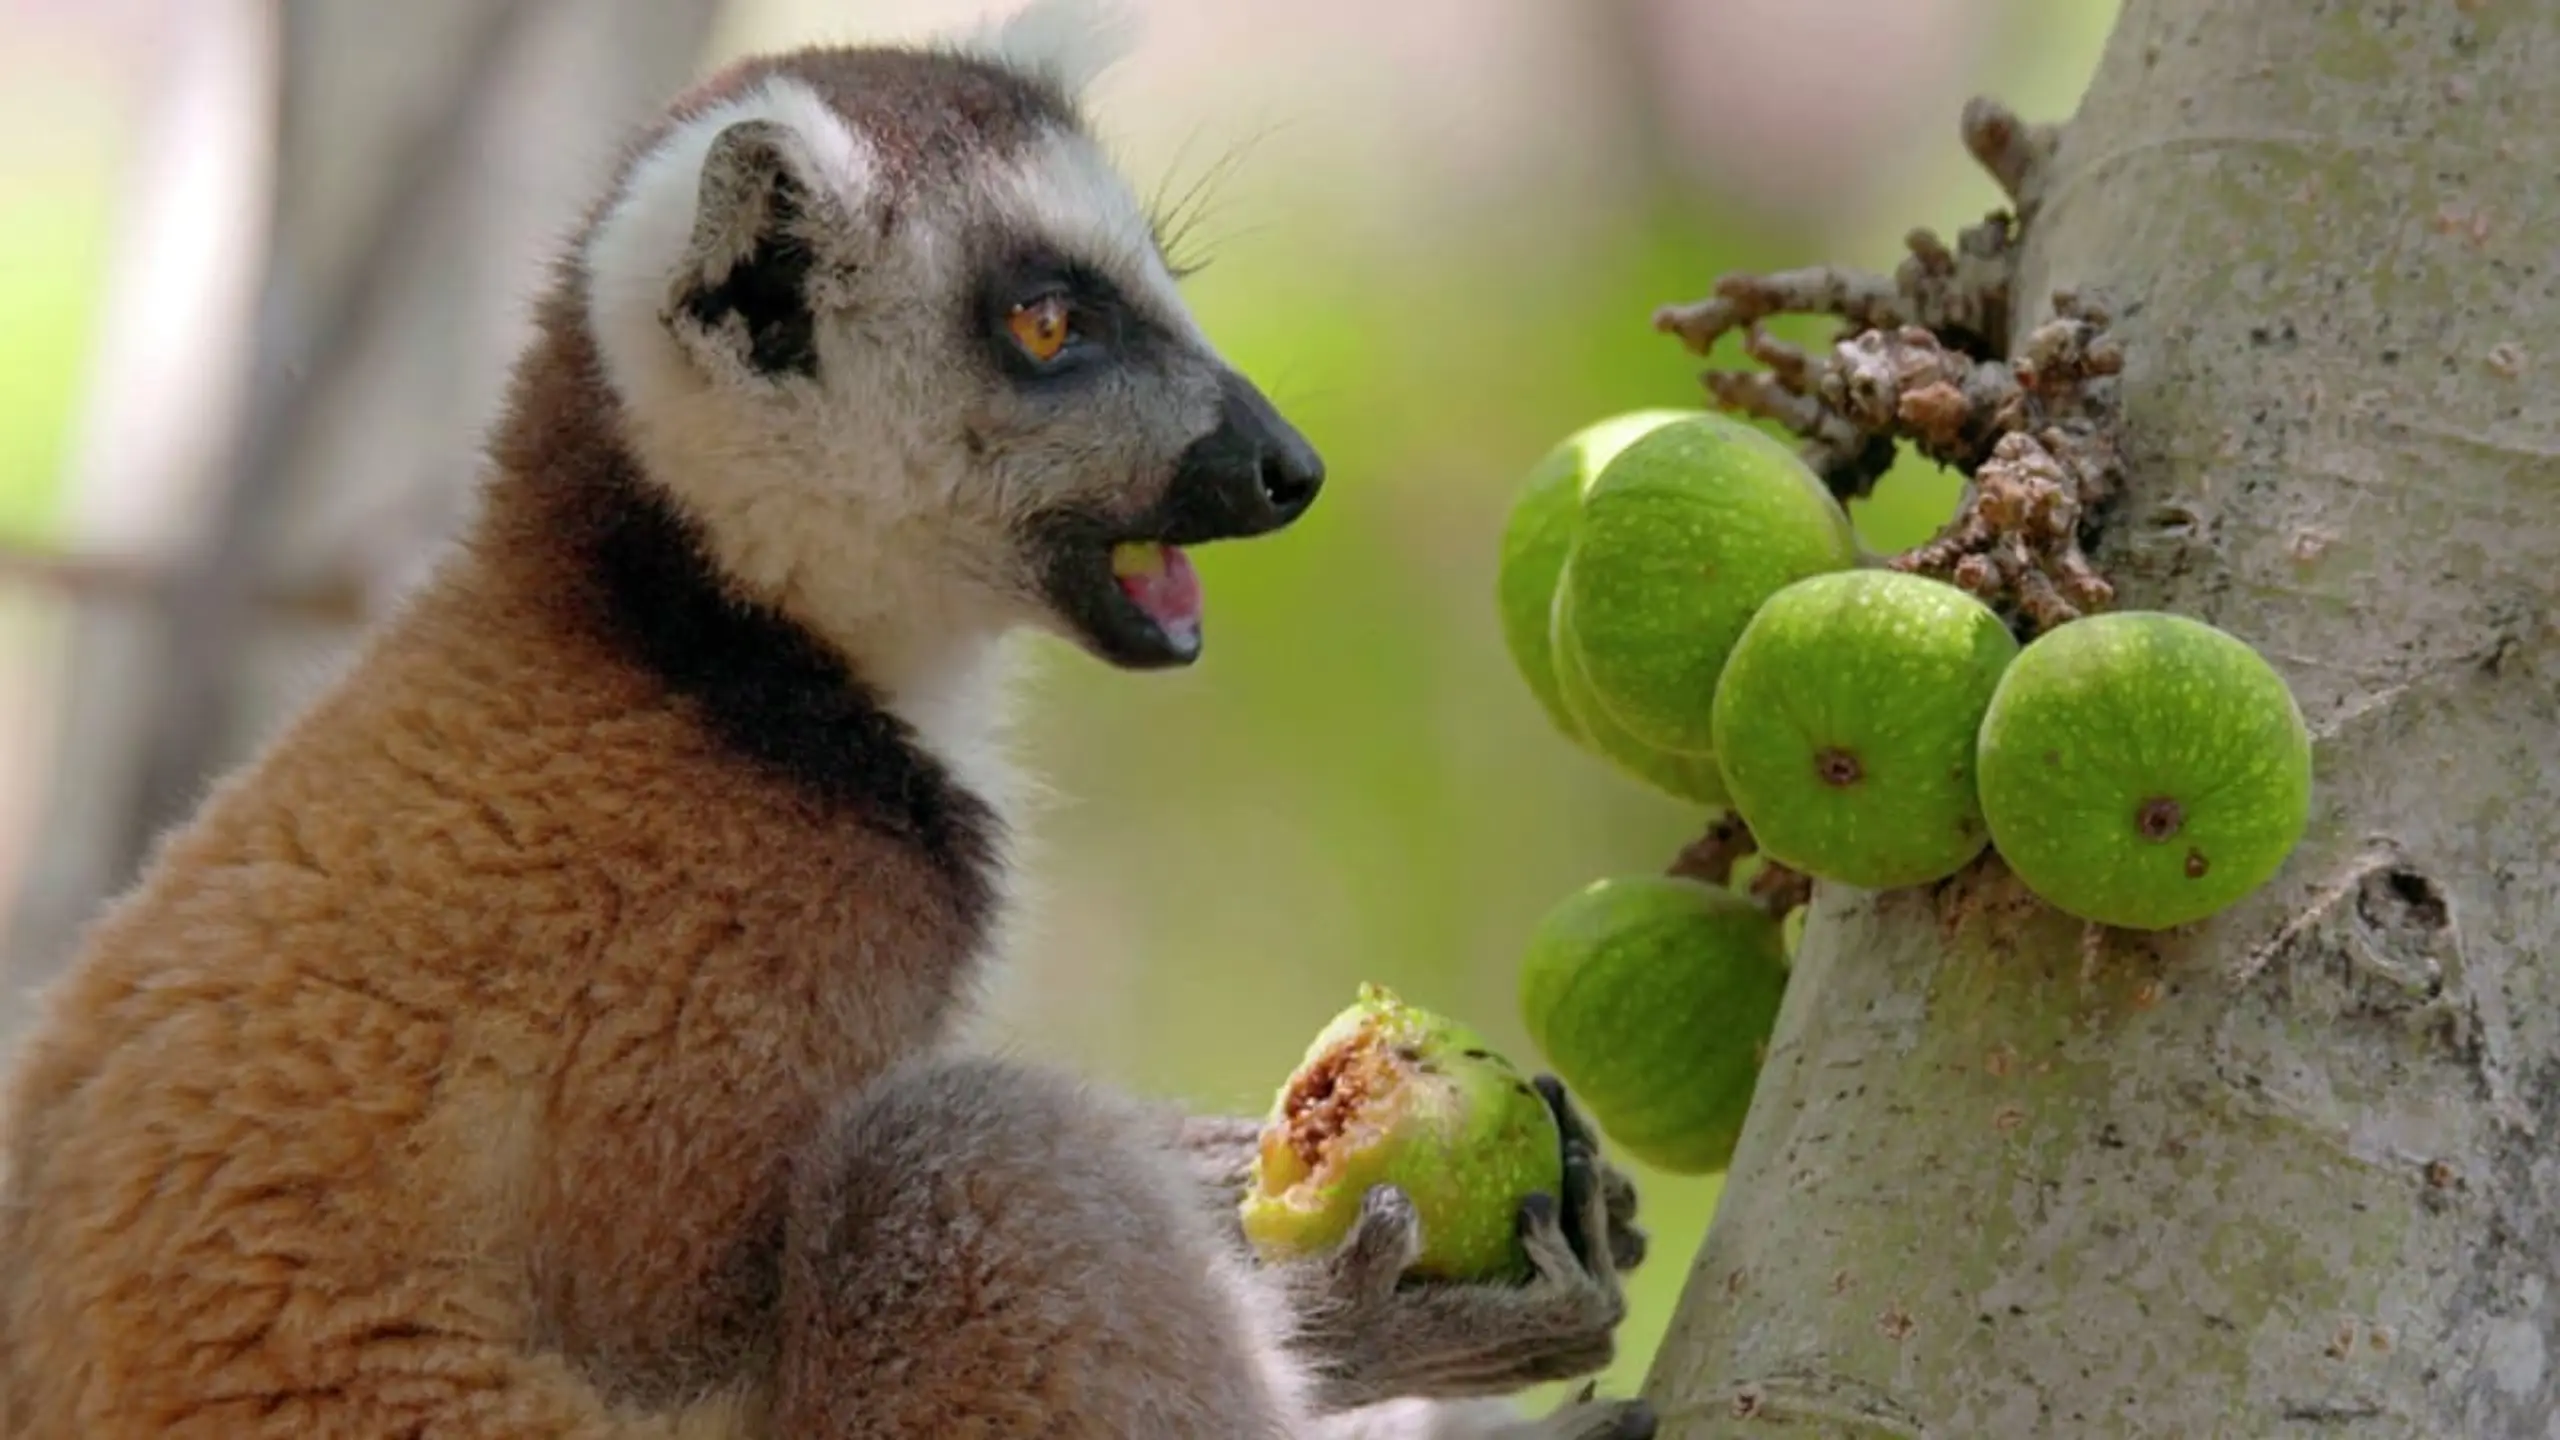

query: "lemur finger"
xmin=1537 ymin=1079 xmax=1630 ymax=1269
xmin=1606 ymin=1219 xmax=1649 ymax=1275
xmin=1560 ymin=1398 xmax=1659 ymax=1440
xmin=1336 ymin=1184 xmax=1426 ymax=1293
xmin=1596 ymin=1162 xmax=1647 ymax=1273
xmin=1533 ymin=1074 xmax=1649 ymax=1279
xmin=1515 ymin=1191 xmax=1588 ymax=1289
xmin=1600 ymin=1161 xmax=1638 ymax=1229
xmin=1557 ymin=1142 xmax=1616 ymax=1282
xmin=1531 ymin=1075 xmax=1602 ymax=1157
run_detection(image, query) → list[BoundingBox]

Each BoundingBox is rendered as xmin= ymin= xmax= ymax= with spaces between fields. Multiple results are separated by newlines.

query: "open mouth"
xmin=1039 ymin=533 xmax=1213 ymax=670
xmin=1039 ymin=522 xmax=1246 ymax=671
xmin=1105 ymin=539 xmax=1207 ymax=661
xmin=1037 ymin=372 xmax=1326 ymax=670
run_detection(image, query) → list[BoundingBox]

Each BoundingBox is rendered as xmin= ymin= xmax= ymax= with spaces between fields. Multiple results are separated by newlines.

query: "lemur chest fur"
xmin=4 ymin=452 xmax=1009 ymax=1397
xmin=457 ymin=460 xmax=1008 ymax=1387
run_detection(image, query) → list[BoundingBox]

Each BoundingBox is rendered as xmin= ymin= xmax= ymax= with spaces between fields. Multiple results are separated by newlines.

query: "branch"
xmin=1875 ymin=298 xmax=2127 ymax=629
xmin=110 ymin=0 xmax=555 ymax=871
xmin=1666 ymin=814 xmax=1757 ymax=889
xmin=1648 ymin=98 xmax=2125 ymax=637
xmin=0 ymin=536 xmax=370 ymax=625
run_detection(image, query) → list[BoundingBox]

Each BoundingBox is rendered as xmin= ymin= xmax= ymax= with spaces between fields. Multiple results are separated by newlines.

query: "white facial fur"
xmin=582 ymin=75 xmax=961 ymax=699
xmin=577 ymin=13 xmax=1247 ymax=836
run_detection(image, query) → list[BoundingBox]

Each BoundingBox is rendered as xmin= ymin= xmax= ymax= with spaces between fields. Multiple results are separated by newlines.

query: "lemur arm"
xmin=776 ymin=1054 xmax=1658 ymax=1440
xmin=1175 ymin=1077 xmax=1651 ymax=1412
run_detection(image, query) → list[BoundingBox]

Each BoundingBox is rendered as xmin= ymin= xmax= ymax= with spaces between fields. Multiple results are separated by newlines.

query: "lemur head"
xmin=576 ymin=0 xmax=1321 ymax=690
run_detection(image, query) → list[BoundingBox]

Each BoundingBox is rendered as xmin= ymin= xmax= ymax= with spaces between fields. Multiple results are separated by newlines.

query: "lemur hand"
xmin=1182 ymin=1077 xmax=1649 ymax=1413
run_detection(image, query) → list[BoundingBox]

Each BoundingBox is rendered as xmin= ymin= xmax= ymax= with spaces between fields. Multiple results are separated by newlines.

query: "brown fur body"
xmin=0 ymin=301 xmax=996 ymax=1436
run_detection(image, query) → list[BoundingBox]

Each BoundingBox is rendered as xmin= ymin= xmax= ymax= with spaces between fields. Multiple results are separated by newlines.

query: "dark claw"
xmin=1534 ymin=1074 xmax=1603 ymax=1155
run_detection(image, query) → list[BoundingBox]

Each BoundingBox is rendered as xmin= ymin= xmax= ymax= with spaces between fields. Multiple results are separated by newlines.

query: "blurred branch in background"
xmin=112 ymin=0 xmax=552 ymax=883
xmin=1 ymin=0 xmax=728 ymax=1019
xmin=0 ymin=0 xmax=278 ymax=1020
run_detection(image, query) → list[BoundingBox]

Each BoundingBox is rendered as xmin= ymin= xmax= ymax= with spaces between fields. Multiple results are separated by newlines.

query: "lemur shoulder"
xmin=0 ymin=4 xmax=1656 ymax=1436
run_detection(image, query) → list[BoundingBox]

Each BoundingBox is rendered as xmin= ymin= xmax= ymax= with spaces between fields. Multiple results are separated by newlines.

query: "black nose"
xmin=1222 ymin=371 xmax=1324 ymax=526
xmin=1158 ymin=372 xmax=1327 ymax=543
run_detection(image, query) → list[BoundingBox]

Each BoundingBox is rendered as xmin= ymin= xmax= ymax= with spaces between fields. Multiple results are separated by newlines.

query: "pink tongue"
xmin=1116 ymin=545 xmax=1203 ymax=638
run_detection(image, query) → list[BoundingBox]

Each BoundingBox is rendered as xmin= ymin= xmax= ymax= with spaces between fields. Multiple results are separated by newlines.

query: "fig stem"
xmin=1747 ymin=862 xmax=1814 ymax=922
xmin=1667 ymin=813 xmax=1757 ymax=889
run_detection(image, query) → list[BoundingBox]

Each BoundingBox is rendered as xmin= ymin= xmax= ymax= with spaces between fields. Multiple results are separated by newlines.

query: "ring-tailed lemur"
xmin=0 ymin=4 xmax=1657 ymax=1436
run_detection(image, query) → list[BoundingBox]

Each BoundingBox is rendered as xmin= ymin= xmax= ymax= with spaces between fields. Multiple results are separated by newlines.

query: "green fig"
xmin=1710 ymin=570 xmax=2019 ymax=889
xmin=1239 ymin=984 xmax=1563 ymax=1281
xmin=1976 ymin=611 xmax=2313 ymax=930
xmin=1550 ymin=563 xmax=1729 ymax=806
xmin=1556 ymin=413 xmax=1859 ymax=761
xmin=1496 ymin=409 xmax=1701 ymax=744
xmin=1517 ymin=875 xmax=1790 ymax=1176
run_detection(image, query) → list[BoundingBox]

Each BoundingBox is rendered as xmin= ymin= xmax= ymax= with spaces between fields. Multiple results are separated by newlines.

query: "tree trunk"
xmin=1642 ymin=1 xmax=2559 ymax=1435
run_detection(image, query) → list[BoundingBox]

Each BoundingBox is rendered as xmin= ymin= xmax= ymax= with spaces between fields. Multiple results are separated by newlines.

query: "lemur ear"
xmin=667 ymin=118 xmax=849 ymax=381
xmin=955 ymin=0 xmax=1139 ymax=99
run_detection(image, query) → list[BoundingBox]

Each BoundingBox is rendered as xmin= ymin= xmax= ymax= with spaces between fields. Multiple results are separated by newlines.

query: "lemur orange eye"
xmin=1007 ymin=295 xmax=1075 ymax=363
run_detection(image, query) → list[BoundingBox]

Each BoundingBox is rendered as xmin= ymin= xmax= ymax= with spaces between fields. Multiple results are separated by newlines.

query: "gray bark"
xmin=1643 ymin=1 xmax=2559 ymax=1436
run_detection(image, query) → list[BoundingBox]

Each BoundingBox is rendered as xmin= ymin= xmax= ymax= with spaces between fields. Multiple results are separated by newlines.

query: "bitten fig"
xmin=1975 ymin=610 xmax=2313 ymax=930
xmin=1517 ymin=875 xmax=1789 ymax=1176
xmin=1239 ymin=983 xmax=1563 ymax=1281
xmin=1711 ymin=570 xmax=2019 ymax=889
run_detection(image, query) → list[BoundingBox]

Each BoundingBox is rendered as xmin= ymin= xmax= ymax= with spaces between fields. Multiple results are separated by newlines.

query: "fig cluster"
xmin=1498 ymin=409 xmax=2315 ymax=932
xmin=1490 ymin=410 xmax=2317 ymax=1171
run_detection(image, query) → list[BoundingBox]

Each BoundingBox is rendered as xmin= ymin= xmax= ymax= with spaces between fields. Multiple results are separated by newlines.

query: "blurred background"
xmin=0 ymin=0 xmax=2115 ymax=1400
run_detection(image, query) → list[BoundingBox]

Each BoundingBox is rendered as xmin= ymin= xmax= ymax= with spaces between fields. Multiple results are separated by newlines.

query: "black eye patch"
xmin=973 ymin=247 xmax=1166 ymax=384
